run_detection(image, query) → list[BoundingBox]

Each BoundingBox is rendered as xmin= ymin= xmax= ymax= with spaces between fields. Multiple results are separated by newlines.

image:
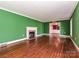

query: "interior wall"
xmin=0 ymin=9 xmax=44 ymax=43
xmin=49 ymin=22 xmax=60 ymax=34
xmin=44 ymin=20 xmax=70 ymax=35
xmin=0 ymin=9 xmax=70 ymax=44
xmin=60 ymin=20 xmax=70 ymax=35
xmin=43 ymin=22 xmax=49 ymax=34
xmin=72 ymin=2 xmax=79 ymax=47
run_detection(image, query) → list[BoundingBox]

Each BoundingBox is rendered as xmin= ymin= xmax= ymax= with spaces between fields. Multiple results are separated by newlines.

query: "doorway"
xmin=49 ymin=21 xmax=60 ymax=34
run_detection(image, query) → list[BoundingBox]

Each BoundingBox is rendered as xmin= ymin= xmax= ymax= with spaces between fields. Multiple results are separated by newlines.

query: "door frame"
xmin=49 ymin=22 xmax=61 ymax=34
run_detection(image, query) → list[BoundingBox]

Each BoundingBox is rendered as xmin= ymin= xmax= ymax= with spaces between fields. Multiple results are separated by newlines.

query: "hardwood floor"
xmin=0 ymin=35 xmax=79 ymax=58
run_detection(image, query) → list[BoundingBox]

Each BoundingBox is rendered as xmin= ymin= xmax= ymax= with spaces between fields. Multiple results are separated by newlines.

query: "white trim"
xmin=0 ymin=7 xmax=42 ymax=22
xmin=1 ymin=34 xmax=78 ymax=52
xmin=49 ymin=22 xmax=61 ymax=34
xmin=70 ymin=38 xmax=79 ymax=52
xmin=70 ymin=18 xmax=72 ymax=37
xmin=43 ymin=33 xmax=49 ymax=36
xmin=0 ymin=34 xmax=70 ymax=46
xmin=0 ymin=38 xmax=26 ymax=46
xmin=60 ymin=35 xmax=79 ymax=52
xmin=0 ymin=7 xmax=75 ymax=22
xmin=36 ymin=34 xmax=50 ymax=37
xmin=26 ymin=27 xmax=37 ymax=39
xmin=36 ymin=34 xmax=44 ymax=37
xmin=0 ymin=34 xmax=43 ymax=47
xmin=60 ymin=35 xmax=71 ymax=38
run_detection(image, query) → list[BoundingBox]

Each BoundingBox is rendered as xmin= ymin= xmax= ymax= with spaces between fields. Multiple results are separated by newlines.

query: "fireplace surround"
xmin=26 ymin=27 xmax=37 ymax=39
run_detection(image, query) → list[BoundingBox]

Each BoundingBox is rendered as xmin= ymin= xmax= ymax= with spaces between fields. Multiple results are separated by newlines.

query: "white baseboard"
xmin=0 ymin=38 xmax=27 ymax=46
xmin=60 ymin=35 xmax=71 ymax=38
xmin=43 ymin=33 xmax=49 ymax=36
xmin=36 ymin=34 xmax=44 ymax=37
xmin=36 ymin=34 xmax=49 ymax=37
xmin=0 ymin=34 xmax=44 ymax=47
xmin=70 ymin=38 xmax=79 ymax=52
xmin=0 ymin=34 xmax=71 ymax=46
xmin=60 ymin=35 xmax=79 ymax=52
xmin=1 ymin=34 xmax=78 ymax=52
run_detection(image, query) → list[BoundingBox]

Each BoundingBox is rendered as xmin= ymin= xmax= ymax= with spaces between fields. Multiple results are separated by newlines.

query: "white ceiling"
xmin=0 ymin=1 xmax=78 ymax=22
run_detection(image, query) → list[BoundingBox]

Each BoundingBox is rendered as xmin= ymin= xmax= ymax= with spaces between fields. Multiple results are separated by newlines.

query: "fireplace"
xmin=29 ymin=30 xmax=35 ymax=39
xmin=26 ymin=27 xmax=37 ymax=39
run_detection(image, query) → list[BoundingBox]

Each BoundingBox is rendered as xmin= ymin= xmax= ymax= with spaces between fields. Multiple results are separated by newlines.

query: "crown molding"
xmin=0 ymin=7 xmax=43 ymax=22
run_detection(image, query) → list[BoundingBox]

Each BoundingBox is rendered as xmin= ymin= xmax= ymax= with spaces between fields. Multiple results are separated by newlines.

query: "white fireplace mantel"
xmin=26 ymin=27 xmax=37 ymax=39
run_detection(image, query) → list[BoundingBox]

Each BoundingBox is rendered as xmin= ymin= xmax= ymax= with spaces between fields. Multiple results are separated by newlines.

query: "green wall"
xmin=60 ymin=20 xmax=70 ymax=35
xmin=43 ymin=21 xmax=70 ymax=35
xmin=0 ymin=9 xmax=70 ymax=44
xmin=0 ymin=9 xmax=44 ymax=43
xmin=72 ymin=2 xmax=79 ymax=47
xmin=44 ymin=22 xmax=49 ymax=34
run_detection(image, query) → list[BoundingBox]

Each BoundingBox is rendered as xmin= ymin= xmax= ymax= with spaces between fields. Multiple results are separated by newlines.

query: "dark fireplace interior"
xmin=29 ymin=31 xmax=35 ymax=39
